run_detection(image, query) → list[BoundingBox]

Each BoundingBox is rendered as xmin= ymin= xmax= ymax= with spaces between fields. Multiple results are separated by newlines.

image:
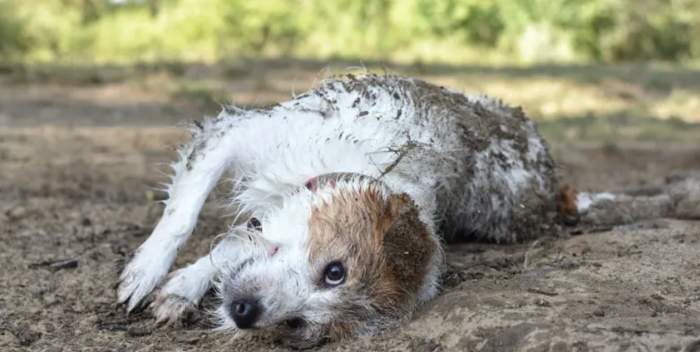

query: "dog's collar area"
xmin=303 ymin=176 xmax=335 ymax=192
xmin=292 ymin=172 xmax=376 ymax=195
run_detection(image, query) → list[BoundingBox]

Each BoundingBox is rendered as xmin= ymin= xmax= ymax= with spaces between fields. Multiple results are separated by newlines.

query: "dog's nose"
xmin=230 ymin=299 xmax=260 ymax=329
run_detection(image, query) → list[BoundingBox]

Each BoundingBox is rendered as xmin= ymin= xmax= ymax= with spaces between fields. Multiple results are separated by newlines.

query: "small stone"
xmin=14 ymin=326 xmax=41 ymax=346
xmin=534 ymin=298 xmax=551 ymax=307
xmin=6 ymin=207 xmax=27 ymax=221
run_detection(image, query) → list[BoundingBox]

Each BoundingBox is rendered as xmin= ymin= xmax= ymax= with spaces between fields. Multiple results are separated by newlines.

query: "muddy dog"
xmin=115 ymin=73 xmax=700 ymax=343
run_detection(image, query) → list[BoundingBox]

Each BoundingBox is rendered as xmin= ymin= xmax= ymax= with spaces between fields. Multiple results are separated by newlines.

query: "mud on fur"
xmin=114 ymin=72 xmax=700 ymax=344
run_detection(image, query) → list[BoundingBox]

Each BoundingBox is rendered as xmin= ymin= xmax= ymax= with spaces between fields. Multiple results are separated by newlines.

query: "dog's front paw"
xmin=151 ymin=291 xmax=200 ymax=327
xmin=116 ymin=245 xmax=172 ymax=312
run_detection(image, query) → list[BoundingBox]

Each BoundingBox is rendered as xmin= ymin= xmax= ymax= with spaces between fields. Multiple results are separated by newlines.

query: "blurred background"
xmin=1 ymin=0 xmax=700 ymax=204
xmin=1 ymin=0 xmax=699 ymax=141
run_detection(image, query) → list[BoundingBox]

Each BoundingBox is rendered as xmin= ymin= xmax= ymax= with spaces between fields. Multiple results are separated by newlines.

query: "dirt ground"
xmin=1 ymin=67 xmax=699 ymax=352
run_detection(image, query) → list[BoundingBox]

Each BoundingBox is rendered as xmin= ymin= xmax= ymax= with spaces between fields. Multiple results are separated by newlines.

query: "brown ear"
xmin=381 ymin=194 xmax=437 ymax=294
xmin=387 ymin=193 xmax=412 ymax=219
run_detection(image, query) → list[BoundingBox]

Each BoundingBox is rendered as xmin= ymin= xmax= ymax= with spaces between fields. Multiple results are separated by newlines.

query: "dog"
xmin=115 ymin=73 xmax=700 ymax=343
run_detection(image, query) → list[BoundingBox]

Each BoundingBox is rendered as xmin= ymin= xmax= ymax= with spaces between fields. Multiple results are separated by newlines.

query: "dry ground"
xmin=1 ymin=61 xmax=699 ymax=352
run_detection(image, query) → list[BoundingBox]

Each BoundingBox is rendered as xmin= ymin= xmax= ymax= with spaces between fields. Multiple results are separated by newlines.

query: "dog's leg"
xmin=117 ymin=121 xmax=238 ymax=312
xmin=559 ymin=175 xmax=700 ymax=226
xmin=150 ymin=255 xmax=218 ymax=326
xmin=151 ymin=229 xmax=244 ymax=326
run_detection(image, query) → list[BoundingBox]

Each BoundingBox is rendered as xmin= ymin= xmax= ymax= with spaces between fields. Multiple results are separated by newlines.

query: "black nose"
xmin=230 ymin=299 xmax=260 ymax=329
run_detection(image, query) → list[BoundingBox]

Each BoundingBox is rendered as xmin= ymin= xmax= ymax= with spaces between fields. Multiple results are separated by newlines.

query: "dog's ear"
xmin=381 ymin=193 xmax=437 ymax=293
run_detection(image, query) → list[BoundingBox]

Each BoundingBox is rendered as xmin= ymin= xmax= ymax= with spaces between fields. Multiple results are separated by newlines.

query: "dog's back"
xmin=298 ymin=74 xmax=558 ymax=243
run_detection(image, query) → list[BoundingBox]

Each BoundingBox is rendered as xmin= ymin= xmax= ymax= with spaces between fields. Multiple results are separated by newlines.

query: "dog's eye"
xmin=324 ymin=261 xmax=346 ymax=286
xmin=247 ymin=217 xmax=262 ymax=231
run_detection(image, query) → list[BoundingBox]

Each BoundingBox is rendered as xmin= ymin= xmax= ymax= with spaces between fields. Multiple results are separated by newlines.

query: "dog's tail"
xmin=557 ymin=173 xmax=700 ymax=227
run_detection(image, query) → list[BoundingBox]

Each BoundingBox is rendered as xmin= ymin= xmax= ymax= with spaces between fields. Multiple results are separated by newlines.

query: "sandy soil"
xmin=1 ymin=74 xmax=699 ymax=352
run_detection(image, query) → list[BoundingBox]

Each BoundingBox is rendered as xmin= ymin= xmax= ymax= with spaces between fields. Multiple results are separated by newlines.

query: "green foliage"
xmin=0 ymin=0 xmax=699 ymax=64
xmin=0 ymin=1 xmax=31 ymax=59
xmin=595 ymin=0 xmax=700 ymax=62
xmin=416 ymin=0 xmax=503 ymax=46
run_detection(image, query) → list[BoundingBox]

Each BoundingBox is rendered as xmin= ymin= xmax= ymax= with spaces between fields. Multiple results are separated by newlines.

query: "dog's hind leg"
xmin=559 ymin=174 xmax=700 ymax=227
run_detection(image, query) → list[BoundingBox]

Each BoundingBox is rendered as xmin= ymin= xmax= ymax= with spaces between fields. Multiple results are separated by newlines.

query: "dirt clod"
xmin=126 ymin=326 xmax=151 ymax=337
xmin=6 ymin=322 xmax=42 ymax=346
xmin=415 ymin=340 xmax=441 ymax=352
xmin=527 ymin=287 xmax=558 ymax=296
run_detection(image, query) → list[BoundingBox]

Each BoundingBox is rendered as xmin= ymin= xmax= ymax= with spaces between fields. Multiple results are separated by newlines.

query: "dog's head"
xmin=214 ymin=175 xmax=440 ymax=342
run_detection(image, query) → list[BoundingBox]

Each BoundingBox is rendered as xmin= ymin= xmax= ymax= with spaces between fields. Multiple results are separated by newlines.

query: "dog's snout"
xmin=230 ymin=298 xmax=260 ymax=329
